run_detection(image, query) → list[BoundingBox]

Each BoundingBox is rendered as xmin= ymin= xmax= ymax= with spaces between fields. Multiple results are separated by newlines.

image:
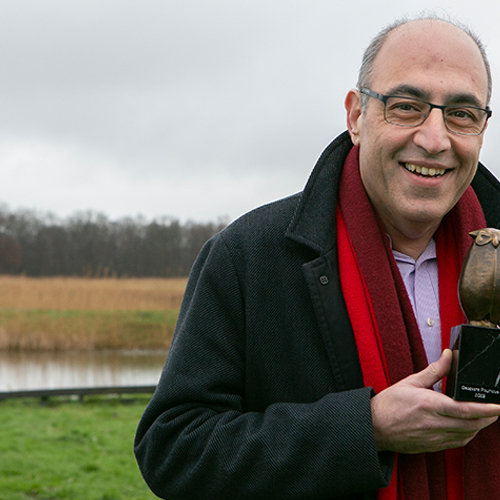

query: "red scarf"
xmin=336 ymin=147 xmax=500 ymax=499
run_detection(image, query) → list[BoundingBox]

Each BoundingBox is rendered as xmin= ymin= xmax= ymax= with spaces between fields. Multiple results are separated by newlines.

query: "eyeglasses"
xmin=360 ymin=88 xmax=492 ymax=136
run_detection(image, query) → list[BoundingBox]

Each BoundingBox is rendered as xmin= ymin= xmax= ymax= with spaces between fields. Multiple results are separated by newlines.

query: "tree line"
xmin=0 ymin=206 xmax=227 ymax=277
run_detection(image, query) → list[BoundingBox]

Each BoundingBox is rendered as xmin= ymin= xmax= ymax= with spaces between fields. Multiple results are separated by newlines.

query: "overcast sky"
xmin=1 ymin=0 xmax=500 ymax=223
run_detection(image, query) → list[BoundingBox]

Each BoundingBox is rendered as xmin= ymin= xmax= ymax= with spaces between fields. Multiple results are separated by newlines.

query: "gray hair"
xmin=357 ymin=14 xmax=492 ymax=109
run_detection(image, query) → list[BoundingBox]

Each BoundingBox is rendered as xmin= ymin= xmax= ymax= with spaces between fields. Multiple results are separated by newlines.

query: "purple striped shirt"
xmin=392 ymin=238 xmax=442 ymax=365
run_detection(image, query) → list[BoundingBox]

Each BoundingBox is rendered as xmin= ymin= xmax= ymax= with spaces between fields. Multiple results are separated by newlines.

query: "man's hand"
xmin=371 ymin=349 xmax=500 ymax=454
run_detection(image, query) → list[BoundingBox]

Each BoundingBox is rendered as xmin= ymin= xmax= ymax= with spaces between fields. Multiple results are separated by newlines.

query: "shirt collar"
xmin=388 ymin=235 xmax=437 ymax=266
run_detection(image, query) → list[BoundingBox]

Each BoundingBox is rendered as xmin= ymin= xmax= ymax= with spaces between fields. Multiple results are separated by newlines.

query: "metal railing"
xmin=0 ymin=385 xmax=156 ymax=401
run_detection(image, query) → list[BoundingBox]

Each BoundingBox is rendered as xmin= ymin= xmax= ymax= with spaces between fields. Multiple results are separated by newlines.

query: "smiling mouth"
xmin=403 ymin=163 xmax=447 ymax=178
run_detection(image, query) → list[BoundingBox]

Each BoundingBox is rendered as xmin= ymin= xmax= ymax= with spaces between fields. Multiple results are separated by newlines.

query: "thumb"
xmin=404 ymin=349 xmax=453 ymax=389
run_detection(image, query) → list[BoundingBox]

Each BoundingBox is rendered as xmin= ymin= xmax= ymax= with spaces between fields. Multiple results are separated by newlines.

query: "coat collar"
xmin=472 ymin=163 xmax=500 ymax=229
xmin=285 ymin=131 xmax=353 ymax=254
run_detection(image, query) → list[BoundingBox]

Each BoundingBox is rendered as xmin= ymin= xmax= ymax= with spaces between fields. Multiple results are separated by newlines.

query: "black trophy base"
xmin=446 ymin=324 xmax=500 ymax=403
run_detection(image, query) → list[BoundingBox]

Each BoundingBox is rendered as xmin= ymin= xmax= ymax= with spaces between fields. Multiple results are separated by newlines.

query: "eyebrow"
xmin=445 ymin=93 xmax=485 ymax=108
xmin=385 ymin=84 xmax=486 ymax=108
xmin=386 ymin=84 xmax=429 ymax=100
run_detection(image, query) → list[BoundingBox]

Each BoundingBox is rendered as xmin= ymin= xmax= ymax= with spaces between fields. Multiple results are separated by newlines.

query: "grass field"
xmin=0 ymin=276 xmax=187 ymax=351
xmin=0 ymin=395 xmax=157 ymax=500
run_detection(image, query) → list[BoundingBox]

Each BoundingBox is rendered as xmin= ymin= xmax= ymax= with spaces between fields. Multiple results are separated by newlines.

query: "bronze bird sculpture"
xmin=459 ymin=228 xmax=500 ymax=328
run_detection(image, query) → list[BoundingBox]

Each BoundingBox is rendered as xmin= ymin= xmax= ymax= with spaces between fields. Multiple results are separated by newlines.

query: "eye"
xmin=447 ymin=107 xmax=478 ymax=122
xmin=395 ymin=103 xmax=418 ymax=111
xmin=387 ymin=99 xmax=425 ymax=114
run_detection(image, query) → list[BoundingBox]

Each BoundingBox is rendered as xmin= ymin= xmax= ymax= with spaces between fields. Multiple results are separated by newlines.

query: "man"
xmin=135 ymin=16 xmax=500 ymax=499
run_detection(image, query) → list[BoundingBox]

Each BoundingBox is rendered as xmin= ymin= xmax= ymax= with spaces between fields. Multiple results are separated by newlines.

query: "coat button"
xmin=319 ymin=275 xmax=329 ymax=285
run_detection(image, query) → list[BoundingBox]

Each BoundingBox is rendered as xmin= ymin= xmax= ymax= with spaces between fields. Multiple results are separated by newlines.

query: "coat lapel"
xmin=286 ymin=132 xmax=364 ymax=391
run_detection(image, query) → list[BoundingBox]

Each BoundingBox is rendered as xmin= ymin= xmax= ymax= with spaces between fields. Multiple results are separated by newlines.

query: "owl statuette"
xmin=459 ymin=228 xmax=500 ymax=328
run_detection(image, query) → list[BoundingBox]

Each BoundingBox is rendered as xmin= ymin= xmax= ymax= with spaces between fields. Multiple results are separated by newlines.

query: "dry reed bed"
xmin=0 ymin=276 xmax=187 ymax=310
xmin=0 ymin=276 xmax=188 ymax=351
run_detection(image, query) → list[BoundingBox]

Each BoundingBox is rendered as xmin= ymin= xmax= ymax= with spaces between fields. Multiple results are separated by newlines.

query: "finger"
xmin=438 ymin=399 xmax=500 ymax=419
xmin=397 ymin=415 xmax=498 ymax=454
xmin=404 ymin=349 xmax=453 ymax=389
xmin=440 ymin=416 xmax=499 ymax=435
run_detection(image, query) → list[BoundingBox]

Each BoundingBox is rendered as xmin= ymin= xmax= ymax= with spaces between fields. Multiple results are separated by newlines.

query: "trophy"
xmin=446 ymin=228 xmax=500 ymax=403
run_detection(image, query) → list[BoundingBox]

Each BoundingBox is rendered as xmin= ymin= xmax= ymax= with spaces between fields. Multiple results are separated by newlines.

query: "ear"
xmin=345 ymin=89 xmax=363 ymax=146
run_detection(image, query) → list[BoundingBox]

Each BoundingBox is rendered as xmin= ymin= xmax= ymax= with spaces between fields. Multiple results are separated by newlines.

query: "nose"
xmin=412 ymin=108 xmax=452 ymax=154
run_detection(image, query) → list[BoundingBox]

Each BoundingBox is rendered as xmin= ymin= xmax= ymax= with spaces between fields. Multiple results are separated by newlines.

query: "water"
xmin=0 ymin=350 xmax=168 ymax=392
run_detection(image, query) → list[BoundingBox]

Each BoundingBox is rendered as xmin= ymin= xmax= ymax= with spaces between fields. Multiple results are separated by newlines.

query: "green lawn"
xmin=0 ymin=395 xmax=158 ymax=500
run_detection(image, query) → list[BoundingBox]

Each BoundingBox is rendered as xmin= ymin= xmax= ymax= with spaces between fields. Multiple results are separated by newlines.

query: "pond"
xmin=0 ymin=350 xmax=168 ymax=392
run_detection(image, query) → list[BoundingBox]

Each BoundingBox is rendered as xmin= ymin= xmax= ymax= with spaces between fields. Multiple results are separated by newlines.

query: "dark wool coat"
xmin=135 ymin=131 xmax=500 ymax=500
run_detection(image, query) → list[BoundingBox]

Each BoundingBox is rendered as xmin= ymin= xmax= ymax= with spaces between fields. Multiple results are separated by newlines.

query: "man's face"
xmin=347 ymin=20 xmax=490 ymax=241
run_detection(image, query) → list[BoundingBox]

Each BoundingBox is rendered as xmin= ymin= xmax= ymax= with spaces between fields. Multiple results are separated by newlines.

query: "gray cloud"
xmin=0 ymin=0 xmax=498 ymax=222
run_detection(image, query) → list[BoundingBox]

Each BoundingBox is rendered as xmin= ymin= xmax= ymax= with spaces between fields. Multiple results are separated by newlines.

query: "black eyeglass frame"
xmin=360 ymin=88 xmax=492 ymax=136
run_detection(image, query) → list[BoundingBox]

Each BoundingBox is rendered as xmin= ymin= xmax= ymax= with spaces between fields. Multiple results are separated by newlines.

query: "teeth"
xmin=405 ymin=163 xmax=446 ymax=177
